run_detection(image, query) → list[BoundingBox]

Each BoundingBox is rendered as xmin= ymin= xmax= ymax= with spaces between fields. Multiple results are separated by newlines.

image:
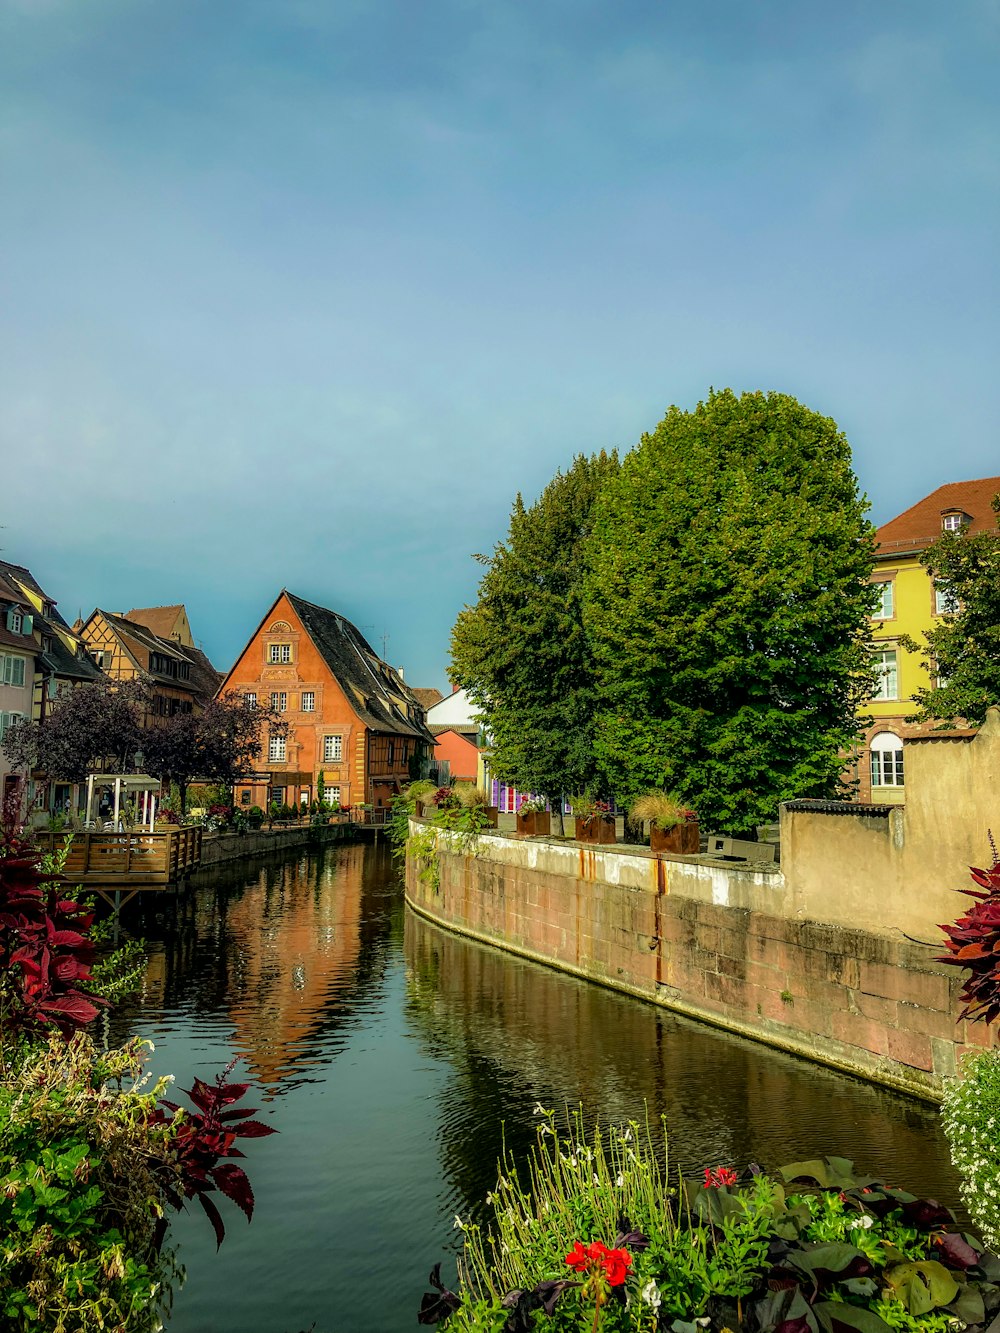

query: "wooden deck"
xmin=33 ymin=826 xmax=203 ymax=910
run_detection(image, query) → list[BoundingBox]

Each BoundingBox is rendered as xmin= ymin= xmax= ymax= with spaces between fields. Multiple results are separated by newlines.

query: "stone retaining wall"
xmin=200 ymin=821 xmax=353 ymax=868
xmin=405 ymin=828 xmax=997 ymax=1102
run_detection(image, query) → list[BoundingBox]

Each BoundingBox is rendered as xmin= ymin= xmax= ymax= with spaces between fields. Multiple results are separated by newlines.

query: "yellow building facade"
xmin=859 ymin=476 xmax=1000 ymax=803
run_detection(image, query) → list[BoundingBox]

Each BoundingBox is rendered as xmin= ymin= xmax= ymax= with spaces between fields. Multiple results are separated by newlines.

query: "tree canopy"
xmin=450 ymin=451 xmax=620 ymax=809
xmin=582 ymin=388 xmax=877 ymax=833
xmin=2 ymin=681 xmax=147 ymax=783
xmin=905 ymin=494 xmax=1000 ymax=727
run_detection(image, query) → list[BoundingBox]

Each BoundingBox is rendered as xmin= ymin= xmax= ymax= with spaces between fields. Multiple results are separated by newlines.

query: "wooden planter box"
xmin=478 ymin=806 xmax=499 ymax=828
xmin=516 ymin=810 xmax=551 ymax=836
xmin=575 ymin=815 xmax=616 ymax=845
xmin=650 ymin=821 xmax=700 ymax=855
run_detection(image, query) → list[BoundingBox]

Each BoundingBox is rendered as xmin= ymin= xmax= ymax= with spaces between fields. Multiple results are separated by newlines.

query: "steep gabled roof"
xmin=877 ymin=477 xmax=1000 ymax=556
xmin=284 ymin=592 xmax=434 ymax=742
xmin=411 ymin=686 xmax=445 ymax=710
xmin=125 ymin=605 xmax=191 ymax=643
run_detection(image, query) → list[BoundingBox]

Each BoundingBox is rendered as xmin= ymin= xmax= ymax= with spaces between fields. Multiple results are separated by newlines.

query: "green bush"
xmin=0 ymin=1036 xmax=178 ymax=1333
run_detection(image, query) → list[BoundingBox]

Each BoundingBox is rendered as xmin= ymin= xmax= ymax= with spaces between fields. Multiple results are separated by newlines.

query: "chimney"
xmin=452 ymin=683 xmax=459 ymax=694
xmin=397 ymin=666 xmax=405 ymax=680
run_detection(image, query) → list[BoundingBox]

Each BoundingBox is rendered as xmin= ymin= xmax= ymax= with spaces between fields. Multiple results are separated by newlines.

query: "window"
xmin=269 ymin=734 xmax=287 ymax=762
xmin=935 ymin=582 xmax=959 ymax=615
xmin=245 ymin=692 xmax=257 ymax=709
xmin=388 ymin=740 xmax=395 ymax=764
xmin=301 ymin=691 xmax=315 ymax=712
xmin=942 ymin=513 xmax=965 ymax=532
xmin=268 ymin=643 xmax=291 ymax=664
xmin=1 ymin=655 xmax=26 ymax=688
xmin=873 ymin=648 xmax=898 ymax=701
xmin=325 ymin=785 xmax=341 ymax=807
xmin=324 ymin=735 xmax=342 ymax=762
xmin=871 ymin=581 xmax=893 ymax=619
xmin=270 ymin=786 xmax=285 ymax=805
xmin=270 ymin=692 xmax=287 ymax=712
xmin=870 ymin=732 xmax=904 ymax=787
xmin=240 ymin=789 xmax=251 ymax=805
xmin=9 ymin=611 xmax=22 ymax=634
xmin=0 ymin=711 xmax=26 ymax=742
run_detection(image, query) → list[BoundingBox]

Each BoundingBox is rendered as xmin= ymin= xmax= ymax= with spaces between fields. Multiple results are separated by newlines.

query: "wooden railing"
xmin=33 ymin=827 xmax=203 ymax=886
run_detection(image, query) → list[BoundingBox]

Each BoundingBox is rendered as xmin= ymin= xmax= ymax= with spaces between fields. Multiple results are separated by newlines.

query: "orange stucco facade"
xmin=222 ymin=592 xmax=423 ymax=811
xmin=432 ymin=728 xmax=479 ymax=783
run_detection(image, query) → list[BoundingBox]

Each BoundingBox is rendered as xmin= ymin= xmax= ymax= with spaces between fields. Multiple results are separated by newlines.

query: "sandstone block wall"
xmin=405 ymin=828 xmax=997 ymax=1102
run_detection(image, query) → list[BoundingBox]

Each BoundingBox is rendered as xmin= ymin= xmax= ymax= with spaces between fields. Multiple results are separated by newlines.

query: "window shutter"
xmin=5 ymin=610 xmax=14 ymax=632
xmin=22 ymin=614 xmax=33 ymax=635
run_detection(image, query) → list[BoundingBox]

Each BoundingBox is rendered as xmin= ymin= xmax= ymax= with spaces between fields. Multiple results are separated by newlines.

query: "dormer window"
xmin=942 ymin=510 xmax=969 ymax=532
xmin=7 ymin=610 xmax=22 ymax=634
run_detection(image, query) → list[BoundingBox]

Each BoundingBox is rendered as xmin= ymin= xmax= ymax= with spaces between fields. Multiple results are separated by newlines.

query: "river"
xmin=115 ymin=840 xmax=960 ymax=1333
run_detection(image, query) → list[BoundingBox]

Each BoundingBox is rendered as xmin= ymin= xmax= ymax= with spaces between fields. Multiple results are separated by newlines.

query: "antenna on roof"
xmin=380 ymin=631 xmax=390 ymax=660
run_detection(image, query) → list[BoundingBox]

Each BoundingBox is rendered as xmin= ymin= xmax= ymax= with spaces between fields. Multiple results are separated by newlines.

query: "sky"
xmin=1 ymin=0 xmax=998 ymax=689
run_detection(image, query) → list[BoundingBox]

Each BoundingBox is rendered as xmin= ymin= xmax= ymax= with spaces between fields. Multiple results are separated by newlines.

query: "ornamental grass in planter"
xmin=629 ymin=792 xmax=700 ymax=856
xmin=517 ymin=798 xmax=551 ymax=837
xmin=421 ymin=1107 xmax=1000 ymax=1333
xmin=407 ymin=780 xmax=438 ymax=818
xmin=454 ymin=783 xmax=499 ymax=828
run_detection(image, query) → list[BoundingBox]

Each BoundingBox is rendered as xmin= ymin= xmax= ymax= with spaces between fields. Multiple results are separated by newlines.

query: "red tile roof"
xmin=876 ymin=476 xmax=1000 ymax=555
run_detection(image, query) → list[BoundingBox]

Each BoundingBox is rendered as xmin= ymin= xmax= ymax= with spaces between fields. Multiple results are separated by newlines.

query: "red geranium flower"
xmin=565 ymin=1239 xmax=632 ymax=1287
xmin=704 ymin=1165 xmax=739 ymax=1188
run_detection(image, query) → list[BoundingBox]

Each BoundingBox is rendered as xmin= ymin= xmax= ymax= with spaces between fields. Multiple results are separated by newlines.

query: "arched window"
xmin=870 ymin=732 xmax=904 ymax=788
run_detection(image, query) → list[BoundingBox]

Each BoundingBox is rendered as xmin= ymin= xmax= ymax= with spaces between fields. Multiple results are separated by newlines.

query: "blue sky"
xmin=2 ymin=0 xmax=997 ymax=688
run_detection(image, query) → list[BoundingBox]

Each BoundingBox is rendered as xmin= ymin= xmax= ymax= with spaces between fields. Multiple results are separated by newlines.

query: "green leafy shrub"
xmin=421 ymin=1111 xmax=1000 ymax=1333
xmin=0 ymin=1035 xmax=177 ymax=1333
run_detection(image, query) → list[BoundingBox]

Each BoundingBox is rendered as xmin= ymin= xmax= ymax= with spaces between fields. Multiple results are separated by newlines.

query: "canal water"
xmin=116 ymin=841 xmax=960 ymax=1333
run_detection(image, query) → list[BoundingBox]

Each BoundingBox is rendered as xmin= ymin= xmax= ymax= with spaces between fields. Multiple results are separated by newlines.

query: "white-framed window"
xmin=871 ymin=581 xmax=893 ymax=619
xmin=323 ymin=735 xmax=342 ymax=762
xmin=301 ymin=691 xmax=315 ymax=712
xmin=270 ymin=692 xmax=287 ymax=712
xmin=935 ymin=582 xmax=960 ymax=615
xmin=1 ymin=654 xmax=26 ymax=688
xmin=9 ymin=611 xmax=22 ymax=634
xmin=245 ymin=691 xmax=257 ymax=709
xmin=942 ymin=513 xmax=964 ymax=532
xmin=870 ymin=732 xmax=904 ymax=787
xmin=268 ymin=643 xmax=291 ymax=664
xmin=0 ymin=711 xmax=27 ymax=741
xmin=269 ymin=734 xmax=287 ymax=762
xmin=324 ymin=785 xmax=341 ymax=807
xmin=873 ymin=648 xmax=898 ymax=701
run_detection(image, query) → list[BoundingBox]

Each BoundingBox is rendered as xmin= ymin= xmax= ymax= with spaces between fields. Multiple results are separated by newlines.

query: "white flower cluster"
xmin=941 ymin=1050 xmax=1000 ymax=1249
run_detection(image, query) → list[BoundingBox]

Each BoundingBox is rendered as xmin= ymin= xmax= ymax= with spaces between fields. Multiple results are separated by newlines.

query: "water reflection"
xmin=402 ymin=911 xmax=958 ymax=1215
xmin=113 ymin=843 xmax=956 ymax=1333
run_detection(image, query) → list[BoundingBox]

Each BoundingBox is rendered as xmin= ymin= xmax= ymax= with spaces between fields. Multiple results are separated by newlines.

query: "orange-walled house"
xmin=220 ymin=591 xmax=435 ymax=812
xmin=431 ymin=728 xmax=479 ymax=783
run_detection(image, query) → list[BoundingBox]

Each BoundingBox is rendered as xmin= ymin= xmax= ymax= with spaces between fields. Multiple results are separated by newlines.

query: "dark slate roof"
xmin=44 ymin=632 xmax=105 ymax=683
xmin=782 ymin=799 xmax=896 ymax=817
xmin=285 ymin=592 xmax=435 ymax=742
xmin=179 ymin=643 xmax=224 ymax=705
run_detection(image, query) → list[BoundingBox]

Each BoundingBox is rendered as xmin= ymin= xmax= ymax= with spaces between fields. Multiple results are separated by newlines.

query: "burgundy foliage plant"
xmin=938 ymin=845 xmax=1000 ymax=1025
xmin=150 ymin=1062 xmax=277 ymax=1247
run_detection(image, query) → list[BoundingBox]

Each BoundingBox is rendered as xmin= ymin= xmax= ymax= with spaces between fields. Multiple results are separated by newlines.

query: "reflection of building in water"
xmin=221 ymin=848 xmax=367 ymax=1088
xmin=402 ymin=910 xmax=957 ymax=1206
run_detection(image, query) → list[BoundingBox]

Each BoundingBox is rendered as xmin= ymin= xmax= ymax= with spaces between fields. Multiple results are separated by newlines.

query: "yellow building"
xmin=860 ymin=475 xmax=1000 ymax=803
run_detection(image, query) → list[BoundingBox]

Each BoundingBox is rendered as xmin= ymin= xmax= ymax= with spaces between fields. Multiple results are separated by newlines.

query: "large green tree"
xmin=583 ymin=389 xmax=877 ymax=834
xmin=904 ymin=494 xmax=1000 ymax=726
xmin=450 ymin=451 xmax=620 ymax=817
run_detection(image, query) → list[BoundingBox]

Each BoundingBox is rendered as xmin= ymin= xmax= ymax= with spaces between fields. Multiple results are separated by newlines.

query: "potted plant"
xmin=571 ymin=794 xmax=616 ymax=845
xmin=516 ymin=796 xmax=550 ymax=837
xmin=630 ymin=791 xmax=700 ymax=855
xmin=453 ymin=783 xmax=499 ymax=828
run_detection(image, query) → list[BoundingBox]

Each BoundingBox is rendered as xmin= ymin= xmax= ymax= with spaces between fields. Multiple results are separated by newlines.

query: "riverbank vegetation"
xmin=450 ymin=389 xmax=878 ymax=835
xmin=420 ymin=1107 xmax=1000 ymax=1333
xmin=0 ymin=801 xmax=275 ymax=1331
